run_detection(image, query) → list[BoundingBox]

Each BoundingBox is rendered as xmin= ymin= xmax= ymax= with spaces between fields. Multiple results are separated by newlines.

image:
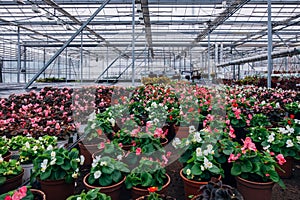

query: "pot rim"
xmin=132 ymin=173 xmax=171 ymax=192
xmin=236 ymin=176 xmax=274 ymax=186
xmin=179 ymin=168 xmax=221 ymax=185
xmin=83 ymin=173 xmax=126 ymax=189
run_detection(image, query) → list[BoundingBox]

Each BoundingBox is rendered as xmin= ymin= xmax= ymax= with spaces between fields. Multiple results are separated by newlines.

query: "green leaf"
xmin=209 ymin=165 xmax=220 ymax=175
xmin=269 ymin=170 xmax=279 ymax=183
xmin=56 ymin=156 xmax=64 ymax=165
xmin=70 ymin=160 xmax=78 ymax=170
xmin=61 ymin=161 xmax=71 ymax=171
xmin=241 ymin=160 xmax=253 ymax=173
xmin=231 ymin=163 xmax=241 ymax=176
xmin=102 ymin=166 xmax=114 ymax=174
xmin=191 ymin=164 xmax=202 ymax=176
xmin=88 ymin=174 xmax=95 ymax=185
xmin=0 ymin=177 xmax=6 ymax=185
xmin=40 ymin=168 xmax=51 ymax=180
xmin=65 ymin=175 xmax=73 ymax=184
xmin=112 ymin=171 xmax=122 ymax=183
xmin=141 ymin=172 xmax=153 ymax=187
xmin=99 ymin=174 xmax=112 ymax=186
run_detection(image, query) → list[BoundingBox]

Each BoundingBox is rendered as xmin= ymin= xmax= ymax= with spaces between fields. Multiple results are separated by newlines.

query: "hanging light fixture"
xmin=16 ymin=0 xmax=25 ymax=4
xmin=65 ymin=24 xmax=72 ymax=30
xmin=222 ymin=1 xmax=227 ymax=8
xmin=136 ymin=4 xmax=142 ymax=12
xmin=56 ymin=18 xmax=64 ymax=25
xmin=45 ymin=12 xmax=54 ymax=20
xmin=139 ymin=12 xmax=143 ymax=20
xmin=31 ymin=4 xmax=41 ymax=13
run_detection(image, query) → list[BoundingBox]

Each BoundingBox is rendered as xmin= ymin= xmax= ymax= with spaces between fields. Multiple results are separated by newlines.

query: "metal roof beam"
xmin=43 ymin=0 xmax=123 ymax=55
xmin=232 ymin=14 xmax=300 ymax=47
xmin=177 ymin=0 xmax=251 ymax=58
xmin=1 ymin=0 xmax=299 ymax=5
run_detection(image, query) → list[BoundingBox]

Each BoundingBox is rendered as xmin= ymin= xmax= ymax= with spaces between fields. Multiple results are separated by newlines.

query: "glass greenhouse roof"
xmin=0 ymin=0 xmax=299 ymax=71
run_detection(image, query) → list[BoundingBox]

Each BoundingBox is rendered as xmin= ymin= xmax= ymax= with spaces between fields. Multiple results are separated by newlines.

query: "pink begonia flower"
xmin=4 ymin=196 xmax=12 ymax=200
xmin=55 ymin=123 xmax=61 ymax=130
xmin=130 ymin=129 xmax=139 ymax=137
xmin=118 ymin=143 xmax=123 ymax=148
xmin=269 ymin=152 xmax=275 ymax=156
xmin=229 ymin=126 xmax=236 ymax=138
xmin=276 ymin=154 xmax=286 ymax=165
xmin=248 ymin=114 xmax=252 ymax=120
xmin=234 ymin=109 xmax=242 ymax=119
xmin=162 ymin=155 xmax=168 ymax=165
xmin=131 ymin=140 xmax=136 ymax=147
xmin=154 ymin=128 xmax=164 ymax=138
xmin=265 ymin=174 xmax=270 ymax=177
xmin=100 ymin=142 xmax=105 ymax=149
xmin=166 ymin=151 xmax=172 ymax=157
xmin=135 ymin=147 xmax=142 ymax=155
xmin=241 ymin=137 xmax=257 ymax=153
xmin=228 ymin=153 xmax=241 ymax=163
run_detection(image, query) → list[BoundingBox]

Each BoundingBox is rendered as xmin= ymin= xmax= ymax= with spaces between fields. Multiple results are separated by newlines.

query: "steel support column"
xmin=17 ymin=27 xmax=21 ymax=83
xmin=267 ymin=0 xmax=273 ymax=88
xmin=208 ymin=32 xmax=211 ymax=80
xmin=132 ymin=0 xmax=136 ymax=86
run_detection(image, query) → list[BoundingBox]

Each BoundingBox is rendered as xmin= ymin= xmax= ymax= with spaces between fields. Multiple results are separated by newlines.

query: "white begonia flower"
xmin=47 ymin=145 xmax=53 ymax=151
xmin=286 ymin=125 xmax=294 ymax=134
xmin=108 ymin=112 xmax=112 ymax=117
xmin=151 ymin=102 xmax=157 ymax=108
xmin=94 ymin=171 xmax=102 ymax=179
xmin=100 ymin=161 xmax=107 ymax=166
xmin=76 ymin=197 xmax=82 ymax=200
xmin=117 ymin=155 xmax=123 ymax=161
xmin=41 ymin=159 xmax=48 ymax=172
xmin=263 ymin=145 xmax=270 ymax=150
xmin=278 ymin=127 xmax=289 ymax=134
xmin=196 ymin=147 xmax=203 ymax=157
xmin=91 ymin=123 xmax=96 ymax=129
xmin=275 ymin=102 xmax=280 ymax=108
xmin=108 ymin=118 xmax=115 ymax=127
xmin=286 ymin=139 xmax=294 ymax=148
xmin=153 ymin=118 xmax=160 ymax=124
xmin=172 ymin=138 xmax=181 ymax=148
xmin=25 ymin=142 xmax=30 ymax=149
xmin=145 ymin=107 xmax=150 ymax=112
xmin=297 ymin=136 xmax=300 ymax=144
xmin=72 ymin=172 xmax=78 ymax=179
xmin=0 ymin=155 xmax=3 ymax=163
xmin=203 ymin=150 xmax=209 ymax=156
xmin=189 ymin=126 xmax=196 ymax=133
xmin=186 ymin=169 xmax=191 ymax=176
xmin=50 ymin=158 xmax=56 ymax=165
xmin=204 ymin=157 xmax=213 ymax=169
xmin=295 ymin=119 xmax=300 ymax=124
xmin=201 ymin=165 xmax=205 ymax=171
xmin=193 ymin=132 xmax=202 ymax=143
xmin=185 ymin=139 xmax=190 ymax=146
xmin=267 ymin=133 xmax=275 ymax=143
xmin=33 ymin=146 xmax=38 ymax=151
xmin=50 ymin=151 xmax=56 ymax=158
xmin=80 ymin=155 xmax=85 ymax=165
xmin=206 ymin=144 xmax=213 ymax=153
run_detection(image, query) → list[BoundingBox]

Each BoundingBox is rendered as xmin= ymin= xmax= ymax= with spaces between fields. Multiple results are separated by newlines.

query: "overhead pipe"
xmin=217 ymin=48 xmax=300 ymax=68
